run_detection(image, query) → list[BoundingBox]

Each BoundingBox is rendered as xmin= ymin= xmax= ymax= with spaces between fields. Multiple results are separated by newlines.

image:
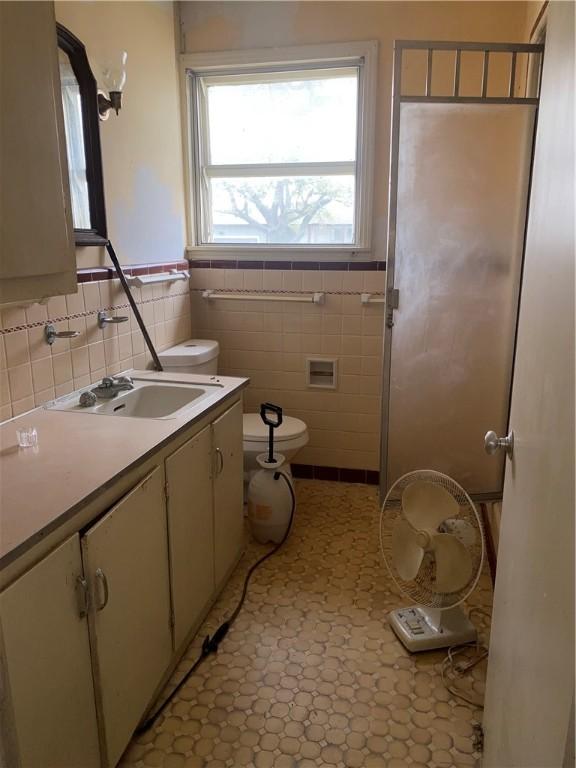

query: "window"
xmin=182 ymin=42 xmax=377 ymax=253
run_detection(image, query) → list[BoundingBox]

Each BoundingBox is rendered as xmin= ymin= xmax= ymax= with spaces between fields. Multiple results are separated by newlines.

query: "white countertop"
xmin=0 ymin=371 xmax=248 ymax=570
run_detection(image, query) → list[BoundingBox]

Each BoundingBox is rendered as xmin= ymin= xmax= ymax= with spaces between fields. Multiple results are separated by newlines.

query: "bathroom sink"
xmin=96 ymin=384 xmax=206 ymax=419
xmin=45 ymin=376 xmax=221 ymax=420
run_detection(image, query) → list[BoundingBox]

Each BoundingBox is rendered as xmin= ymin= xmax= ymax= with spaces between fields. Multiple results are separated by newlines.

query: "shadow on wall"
xmin=110 ymin=167 xmax=186 ymax=264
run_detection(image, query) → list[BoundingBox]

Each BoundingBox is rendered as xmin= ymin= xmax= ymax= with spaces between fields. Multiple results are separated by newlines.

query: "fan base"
xmin=389 ymin=605 xmax=477 ymax=652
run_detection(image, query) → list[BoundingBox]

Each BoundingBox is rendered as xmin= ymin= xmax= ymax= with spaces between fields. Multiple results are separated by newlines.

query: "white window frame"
xmin=180 ymin=41 xmax=378 ymax=259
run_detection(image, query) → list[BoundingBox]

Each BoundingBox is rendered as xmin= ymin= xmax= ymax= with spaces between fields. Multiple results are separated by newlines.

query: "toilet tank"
xmin=158 ymin=340 xmax=219 ymax=375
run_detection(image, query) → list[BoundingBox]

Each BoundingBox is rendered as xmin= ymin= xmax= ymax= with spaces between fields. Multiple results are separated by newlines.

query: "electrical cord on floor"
xmin=440 ymin=640 xmax=489 ymax=709
xmin=439 ymin=606 xmax=492 ymax=708
xmin=136 ymin=471 xmax=296 ymax=734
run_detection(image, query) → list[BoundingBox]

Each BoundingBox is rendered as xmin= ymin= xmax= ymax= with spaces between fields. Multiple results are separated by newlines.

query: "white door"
xmin=0 ymin=535 xmax=100 ymax=768
xmin=482 ymin=4 xmax=575 ymax=766
xmin=166 ymin=426 xmax=215 ymax=650
xmin=82 ymin=467 xmax=173 ymax=768
xmin=212 ymin=401 xmax=245 ymax=585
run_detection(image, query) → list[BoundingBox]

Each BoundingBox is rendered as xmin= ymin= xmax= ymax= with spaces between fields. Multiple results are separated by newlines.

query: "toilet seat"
xmin=243 ymin=414 xmax=307 ymax=443
xmin=242 ymin=413 xmax=309 ymax=477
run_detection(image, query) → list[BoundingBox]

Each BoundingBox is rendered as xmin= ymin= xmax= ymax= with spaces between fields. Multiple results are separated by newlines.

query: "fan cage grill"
xmin=380 ymin=470 xmax=485 ymax=609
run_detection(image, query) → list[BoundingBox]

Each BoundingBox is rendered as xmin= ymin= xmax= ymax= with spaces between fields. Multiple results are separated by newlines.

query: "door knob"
xmin=484 ymin=429 xmax=514 ymax=458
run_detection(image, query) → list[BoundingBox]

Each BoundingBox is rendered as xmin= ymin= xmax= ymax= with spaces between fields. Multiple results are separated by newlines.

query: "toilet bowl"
xmin=243 ymin=413 xmax=309 ymax=474
xmin=158 ymin=339 xmax=310 ymax=476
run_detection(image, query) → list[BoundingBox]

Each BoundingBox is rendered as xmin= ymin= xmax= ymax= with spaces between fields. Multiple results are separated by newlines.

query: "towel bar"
xmin=202 ymin=290 xmax=325 ymax=305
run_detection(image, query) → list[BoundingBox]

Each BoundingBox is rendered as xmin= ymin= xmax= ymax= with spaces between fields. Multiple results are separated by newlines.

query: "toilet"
xmin=158 ymin=339 xmax=309 ymax=477
xmin=242 ymin=413 xmax=308 ymax=475
xmin=157 ymin=339 xmax=220 ymax=375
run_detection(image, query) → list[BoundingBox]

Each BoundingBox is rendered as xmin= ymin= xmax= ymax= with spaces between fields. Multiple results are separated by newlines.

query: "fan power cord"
xmin=136 ymin=471 xmax=296 ymax=734
xmin=440 ymin=641 xmax=489 ymax=709
xmin=439 ymin=606 xmax=491 ymax=708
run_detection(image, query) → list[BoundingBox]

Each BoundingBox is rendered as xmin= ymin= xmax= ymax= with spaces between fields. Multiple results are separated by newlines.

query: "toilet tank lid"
xmin=243 ymin=413 xmax=307 ymax=442
xmin=158 ymin=339 xmax=219 ymax=366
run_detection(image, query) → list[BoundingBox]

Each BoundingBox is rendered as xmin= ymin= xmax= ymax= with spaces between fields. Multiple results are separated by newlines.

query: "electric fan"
xmin=380 ymin=470 xmax=485 ymax=652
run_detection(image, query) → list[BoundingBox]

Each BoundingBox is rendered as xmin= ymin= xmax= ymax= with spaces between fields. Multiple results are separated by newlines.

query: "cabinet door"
xmin=212 ymin=401 xmax=245 ymax=585
xmin=82 ymin=467 xmax=172 ymax=768
xmin=166 ymin=426 xmax=215 ymax=650
xmin=0 ymin=1 xmax=76 ymax=302
xmin=0 ymin=535 xmax=100 ymax=768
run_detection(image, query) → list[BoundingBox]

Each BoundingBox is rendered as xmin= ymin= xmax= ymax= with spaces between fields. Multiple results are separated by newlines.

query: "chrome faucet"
xmin=91 ymin=375 xmax=134 ymax=399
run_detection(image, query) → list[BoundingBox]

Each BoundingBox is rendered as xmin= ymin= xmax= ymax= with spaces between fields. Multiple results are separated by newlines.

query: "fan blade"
xmin=392 ymin=519 xmax=425 ymax=581
xmin=431 ymin=533 xmax=473 ymax=593
xmin=402 ymin=480 xmax=459 ymax=531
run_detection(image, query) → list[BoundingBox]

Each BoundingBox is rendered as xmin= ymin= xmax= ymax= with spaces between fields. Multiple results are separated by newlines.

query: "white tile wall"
xmin=190 ymin=268 xmax=385 ymax=471
xmin=2 ymin=269 xmax=385 ymax=472
xmin=0 ymin=279 xmax=192 ymax=420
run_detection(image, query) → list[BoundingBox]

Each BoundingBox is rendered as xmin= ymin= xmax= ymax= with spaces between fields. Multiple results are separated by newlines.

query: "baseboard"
xmin=291 ymin=463 xmax=379 ymax=485
xmin=479 ymin=502 xmax=498 ymax=585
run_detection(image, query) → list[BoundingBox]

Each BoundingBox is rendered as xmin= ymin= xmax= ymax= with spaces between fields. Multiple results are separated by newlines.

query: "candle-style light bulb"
xmin=103 ymin=51 xmax=127 ymax=93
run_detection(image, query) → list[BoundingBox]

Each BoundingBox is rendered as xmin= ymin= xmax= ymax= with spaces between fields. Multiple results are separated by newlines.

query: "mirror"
xmin=57 ymin=24 xmax=107 ymax=246
xmin=58 ymin=49 xmax=91 ymax=230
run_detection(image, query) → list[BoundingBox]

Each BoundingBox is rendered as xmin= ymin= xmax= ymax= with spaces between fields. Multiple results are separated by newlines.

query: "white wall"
xmin=56 ymin=1 xmax=186 ymax=267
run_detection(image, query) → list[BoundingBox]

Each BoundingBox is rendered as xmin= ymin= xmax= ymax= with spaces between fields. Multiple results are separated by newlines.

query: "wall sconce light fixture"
xmin=98 ymin=51 xmax=127 ymax=120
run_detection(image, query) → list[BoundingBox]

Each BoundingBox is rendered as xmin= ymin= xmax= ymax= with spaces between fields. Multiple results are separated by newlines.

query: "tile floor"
xmin=121 ymin=480 xmax=492 ymax=768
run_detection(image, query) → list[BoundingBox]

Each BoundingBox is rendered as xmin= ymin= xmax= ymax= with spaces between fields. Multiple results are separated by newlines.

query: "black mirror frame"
xmin=57 ymin=23 xmax=108 ymax=246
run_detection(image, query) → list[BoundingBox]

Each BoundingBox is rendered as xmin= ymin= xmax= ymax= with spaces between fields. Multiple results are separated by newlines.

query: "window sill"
xmin=185 ymin=245 xmax=372 ymax=261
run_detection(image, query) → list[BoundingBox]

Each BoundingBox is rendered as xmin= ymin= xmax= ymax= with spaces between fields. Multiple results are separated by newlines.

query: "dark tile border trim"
xmin=76 ymin=259 xmax=385 ymax=282
xmin=292 ymin=464 xmax=380 ymax=486
xmin=77 ymin=260 xmax=189 ymax=283
xmin=189 ymin=260 xmax=386 ymax=272
xmin=77 ymin=260 xmax=385 ymax=281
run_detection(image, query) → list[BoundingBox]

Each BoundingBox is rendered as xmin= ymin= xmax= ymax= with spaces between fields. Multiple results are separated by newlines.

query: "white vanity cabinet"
xmin=0 ymin=535 xmax=100 ymax=768
xmin=0 ymin=394 xmax=245 ymax=768
xmin=166 ymin=401 xmax=244 ymax=650
xmin=0 ymin=1 xmax=76 ymax=303
xmin=166 ymin=426 xmax=215 ymax=650
xmin=212 ymin=401 xmax=245 ymax=585
xmin=81 ymin=466 xmax=172 ymax=768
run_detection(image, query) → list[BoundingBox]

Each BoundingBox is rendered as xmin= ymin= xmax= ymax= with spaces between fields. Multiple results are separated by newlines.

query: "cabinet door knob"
xmin=76 ymin=576 xmax=89 ymax=618
xmin=95 ymin=568 xmax=109 ymax=611
xmin=214 ymin=447 xmax=224 ymax=476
